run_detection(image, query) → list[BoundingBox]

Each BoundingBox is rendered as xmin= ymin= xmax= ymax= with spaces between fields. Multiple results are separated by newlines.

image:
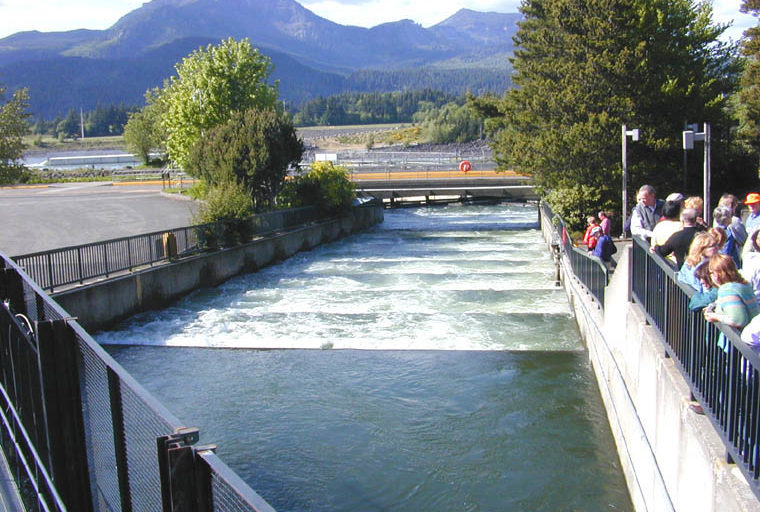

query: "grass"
xmin=24 ymin=134 xmax=126 ymax=152
xmin=334 ymin=126 xmax=426 ymax=147
xmin=296 ymin=123 xmax=409 ymax=133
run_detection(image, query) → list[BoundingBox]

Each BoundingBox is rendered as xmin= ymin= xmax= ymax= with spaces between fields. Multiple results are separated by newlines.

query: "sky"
xmin=0 ymin=0 xmax=755 ymax=43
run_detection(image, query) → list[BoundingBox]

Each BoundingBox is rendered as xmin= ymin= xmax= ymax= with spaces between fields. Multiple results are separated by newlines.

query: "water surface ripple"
xmin=102 ymin=204 xmax=633 ymax=512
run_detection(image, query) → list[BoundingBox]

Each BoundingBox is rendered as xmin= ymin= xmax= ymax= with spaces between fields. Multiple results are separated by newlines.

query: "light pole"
xmin=683 ymin=123 xmax=711 ymax=225
xmin=622 ymin=125 xmax=640 ymax=237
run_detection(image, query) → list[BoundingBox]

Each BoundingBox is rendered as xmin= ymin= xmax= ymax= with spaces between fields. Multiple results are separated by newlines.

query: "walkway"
xmin=0 ymin=182 xmax=196 ymax=256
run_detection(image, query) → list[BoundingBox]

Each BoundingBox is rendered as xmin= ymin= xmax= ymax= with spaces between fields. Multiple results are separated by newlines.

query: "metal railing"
xmin=631 ymin=235 xmax=760 ymax=494
xmin=540 ymin=201 xmax=609 ymax=306
xmin=13 ymin=207 xmax=320 ymax=292
xmin=0 ymin=251 xmax=276 ymax=511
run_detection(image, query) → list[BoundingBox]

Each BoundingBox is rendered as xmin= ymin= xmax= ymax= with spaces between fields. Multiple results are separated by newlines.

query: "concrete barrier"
xmin=542 ymin=217 xmax=760 ymax=511
xmin=54 ymin=206 xmax=383 ymax=332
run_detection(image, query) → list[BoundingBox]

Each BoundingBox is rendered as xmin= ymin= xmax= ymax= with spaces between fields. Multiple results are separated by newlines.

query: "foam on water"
xmin=98 ymin=203 xmax=581 ymax=351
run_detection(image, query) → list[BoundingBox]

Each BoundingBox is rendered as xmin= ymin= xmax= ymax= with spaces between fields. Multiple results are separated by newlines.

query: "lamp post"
xmin=622 ymin=125 xmax=640 ymax=237
xmin=683 ymin=123 xmax=711 ymax=225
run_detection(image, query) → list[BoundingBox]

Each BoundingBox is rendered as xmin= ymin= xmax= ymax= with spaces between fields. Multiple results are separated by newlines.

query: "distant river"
xmin=101 ymin=204 xmax=633 ymax=512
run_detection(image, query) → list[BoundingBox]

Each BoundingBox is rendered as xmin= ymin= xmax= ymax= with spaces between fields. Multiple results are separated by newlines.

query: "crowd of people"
xmin=601 ymin=185 xmax=760 ymax=355
xmin=581 ymin=211 xmax=617 ymax=262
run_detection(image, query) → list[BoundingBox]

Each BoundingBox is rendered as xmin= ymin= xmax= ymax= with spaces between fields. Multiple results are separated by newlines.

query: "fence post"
xmin=103 ymin=244 xmax=109 ymax=278
xmin=108 ymin=368 xmax=133 ymax=512
xmin=77 ymin=247 xmax=84 ymax=285
xmin=0 ymin=266 xmax=26 ymax=315
xmin=35 ymin=319 xmax=94 ymax=512
xmin=157 ymin=427 xmax=214 ymax=512
xmin=46 ymin=252 xmax=54 ymax=293
xmin=127 ymin=238 xmax=133 ymax=272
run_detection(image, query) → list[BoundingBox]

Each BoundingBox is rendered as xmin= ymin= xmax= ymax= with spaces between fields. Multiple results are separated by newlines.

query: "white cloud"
xmin=0 ymin=0 xmax=143 ymax=38
xmin=299 ymin=0 xmax=521 ymax=28
xmin=0 ymin=0 xmax=755 ymax=42
xmin=712 ymin=1 xmax=756 ymax=43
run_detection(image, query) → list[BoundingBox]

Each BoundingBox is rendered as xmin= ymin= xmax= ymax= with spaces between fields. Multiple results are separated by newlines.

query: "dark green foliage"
xmin=413 ymin=101 xmax=482 ymax=143
xmin=57 ymin=109 xmax=81 ymax=139
xmin=49 ymin=104 xmax=137 ymax=139
xmin=193 ymin=180 xmax=254 ymax=248
xmin=83 ymin=104 xmax=137 ymax=136
xmin=738 ymin=0 xmax=760 ymax=154
xmin=279 ymin=162 xmax=355 ymax=216
xmin=0 ymin=84 xmax=30 ymax=184
xmin=186 ymin=109 xmax=303 ymax=212
xmin=293 ymin=90 xmax=459 ymax=126
xmin=487 ymin=0 xmax=743 ymax=230
xmin=344 ymin=68 xmax=512 ymax=98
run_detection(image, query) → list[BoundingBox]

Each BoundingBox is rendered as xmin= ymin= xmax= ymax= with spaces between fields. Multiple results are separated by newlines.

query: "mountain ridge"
xmin=0 ymin=0 xmax=519 ymax=118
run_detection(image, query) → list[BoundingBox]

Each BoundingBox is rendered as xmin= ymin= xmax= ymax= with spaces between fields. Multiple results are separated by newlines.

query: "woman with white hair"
xmin=741 ymin=229 xmax=760 ymax=303
xmin=715 ymin=193 xmax=748 ymax=247
xmin=713 ymin=205 xmax=741 ymax=268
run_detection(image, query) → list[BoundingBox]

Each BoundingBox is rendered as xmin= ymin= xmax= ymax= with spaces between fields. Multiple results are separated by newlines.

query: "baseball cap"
xmin=666 ymin=192 xmax=684 ymax=202
xmin=745 ymin=193 xmax=760 ymax=205
xmin=590 ymin=226 xmax=602 ymax=236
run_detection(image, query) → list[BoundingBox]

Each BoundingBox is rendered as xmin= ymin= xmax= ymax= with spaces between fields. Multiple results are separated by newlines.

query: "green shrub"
xmin=194 ymin=180 xmax=254 ymax=248
xmin=279 ymin=162 xmax=355 ymax=215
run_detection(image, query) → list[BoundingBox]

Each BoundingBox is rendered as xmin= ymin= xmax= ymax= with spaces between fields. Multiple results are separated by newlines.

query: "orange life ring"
xmin=459 ymin=160 xmax=471 ymax=173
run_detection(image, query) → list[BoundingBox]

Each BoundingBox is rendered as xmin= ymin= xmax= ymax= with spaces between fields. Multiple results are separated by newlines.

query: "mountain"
xmin=0 ymin=0 xmax=519 ymax=118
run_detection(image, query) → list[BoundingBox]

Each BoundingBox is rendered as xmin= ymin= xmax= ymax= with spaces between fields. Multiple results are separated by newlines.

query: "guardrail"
xmin=631 ymin=235 xmax=760 ymax=494
xmin=0 ymin=250 xmax=277 ymax=511
xmin=13 ymin=207 xmax=319 ymax=292
xmin=540 ymin=201 xmax=609 ymax=306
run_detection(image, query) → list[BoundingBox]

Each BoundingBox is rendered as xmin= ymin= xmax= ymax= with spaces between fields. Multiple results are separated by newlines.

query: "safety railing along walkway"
xmin=13 ymin=207 xmax=320 ymax=293
xmin=542 ymin=200 xmax=760 ymax=497
xmin=540 ymin=201 xmax=609 ymax=306
xmin=0 ymin=249 xmax=277 ymax=511
xmin=631 ymin=236 xmax=760 ymax=496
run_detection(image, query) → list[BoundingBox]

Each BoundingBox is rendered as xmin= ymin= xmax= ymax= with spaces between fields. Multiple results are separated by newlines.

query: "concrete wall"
xmin=54 ymin=206 xmax=383 ymax=332
xmin=540 ymin=214 xmax=760 ymax=511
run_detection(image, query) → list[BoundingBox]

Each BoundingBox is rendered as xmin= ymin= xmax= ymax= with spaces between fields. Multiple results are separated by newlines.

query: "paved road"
xmin=0 ymin=182 xmax=197 ymax=257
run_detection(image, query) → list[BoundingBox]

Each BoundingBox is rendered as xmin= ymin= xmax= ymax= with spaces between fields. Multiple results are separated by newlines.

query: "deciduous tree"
xmin=0 ymin=85 xmax=30 ymax=184
xmin=161 ymin=37 xmax=279 ymax=170
xmin=124 ymin=88 xmax=167 ymax=164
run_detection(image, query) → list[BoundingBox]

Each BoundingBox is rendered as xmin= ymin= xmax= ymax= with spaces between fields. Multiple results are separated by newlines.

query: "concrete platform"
xmin=0 ymin=182 xmax=196 ymax=256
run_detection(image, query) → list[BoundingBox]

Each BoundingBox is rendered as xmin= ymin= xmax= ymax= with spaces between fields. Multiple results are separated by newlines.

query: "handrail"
xmin=0 ymin=374 xmax=67 ymax=512
xmin=540 ymin=201 xmax=609 ymax=306
xmin=12 ymin=206 xmax=320 ymax=292
xmin=0 ymin=249 xmax=278 ymax=511
xmin=631 ymin=235 xmax=760 ymax=494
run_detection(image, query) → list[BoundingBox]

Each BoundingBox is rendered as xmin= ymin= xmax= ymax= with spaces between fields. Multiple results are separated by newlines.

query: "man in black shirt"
xmin=654 ymin=208 xmax=699 ymax=269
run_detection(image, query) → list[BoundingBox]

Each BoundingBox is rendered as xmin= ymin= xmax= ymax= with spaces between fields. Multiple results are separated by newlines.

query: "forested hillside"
xmin=0 ymin=0 xmax=518 ymax=120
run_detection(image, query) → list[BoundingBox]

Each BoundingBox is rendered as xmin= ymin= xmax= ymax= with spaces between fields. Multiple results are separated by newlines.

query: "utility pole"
xmin=622 ymin=125 xmax=640 ymax=236
xmin=683 ymin=123 xmax=711 ymax=225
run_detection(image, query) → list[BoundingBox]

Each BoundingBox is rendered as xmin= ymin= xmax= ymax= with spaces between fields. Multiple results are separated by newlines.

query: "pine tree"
xmin=738 ymin=0 xmax=760 ymax=153
xmin=487 ymin=0 xmax=739 ymax=228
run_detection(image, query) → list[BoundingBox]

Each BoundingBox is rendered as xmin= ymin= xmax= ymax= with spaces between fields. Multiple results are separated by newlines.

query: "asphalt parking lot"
xmin=0 ymin=182 xmax=197 ymax=256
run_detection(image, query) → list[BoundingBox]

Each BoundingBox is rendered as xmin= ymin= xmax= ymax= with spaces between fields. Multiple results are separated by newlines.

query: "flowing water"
xmin=100 ymin=204 xmax=632 ymax=511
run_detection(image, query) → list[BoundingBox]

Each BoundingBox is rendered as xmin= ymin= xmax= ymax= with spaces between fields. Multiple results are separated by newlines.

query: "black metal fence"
xmin=631 ymin=235 xmax=760 ymax=493
xmin=13 ymin=207 xmax=319 ymax=292
xmin=0 ymin=252 xmax=276 ymax=511
xmin=540 ymin=201 xmax=609 ymax=306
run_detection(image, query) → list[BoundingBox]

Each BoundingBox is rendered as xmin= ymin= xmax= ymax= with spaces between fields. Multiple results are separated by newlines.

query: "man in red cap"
xmin=746 ymin=193 xmax=760 ymax=233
